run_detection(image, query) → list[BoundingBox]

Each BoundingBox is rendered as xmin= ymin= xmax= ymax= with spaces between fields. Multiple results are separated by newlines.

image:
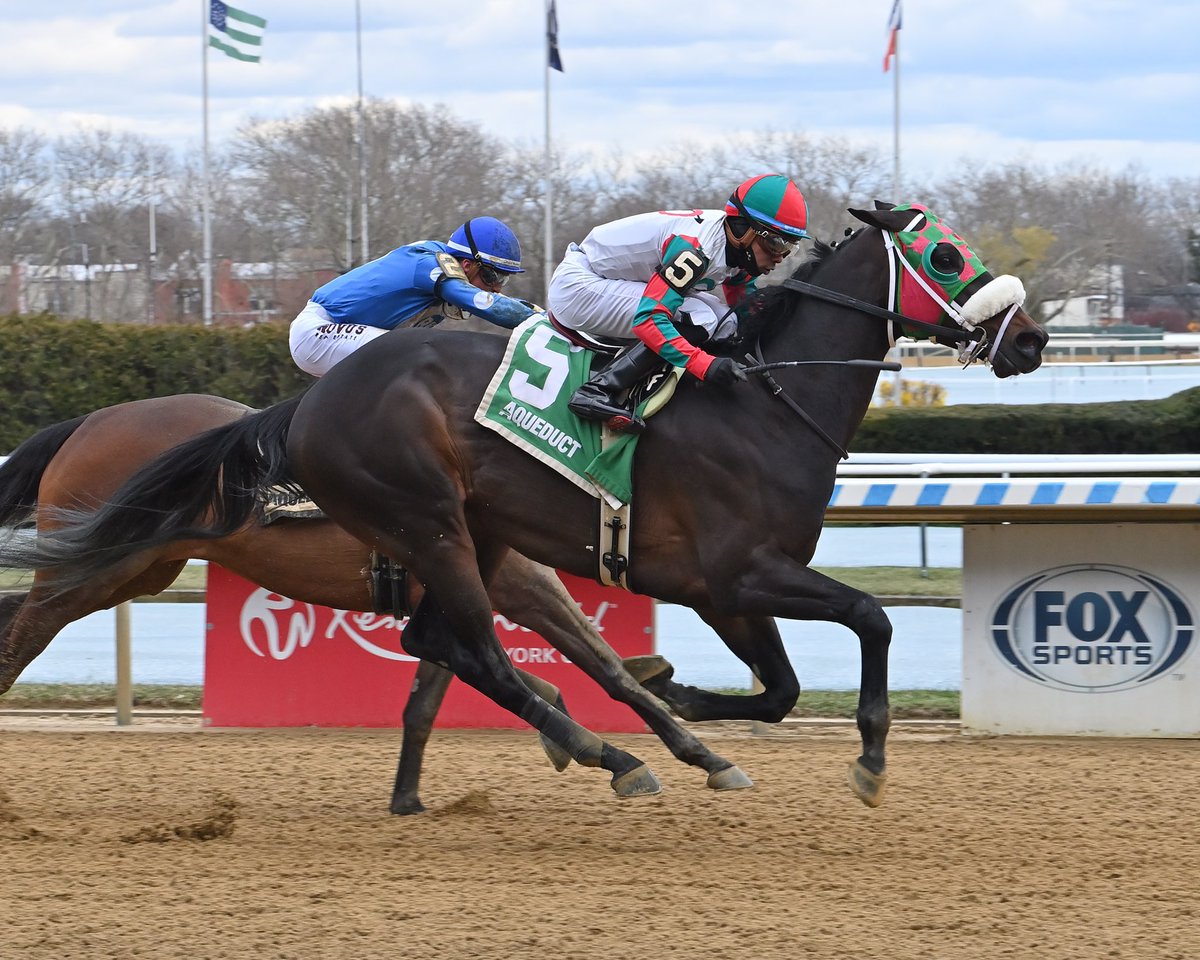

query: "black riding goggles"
xmin=477 ymin=261 xmax=512 ymax=288
xmin=752 ymin=228 xmax=801 ymax=257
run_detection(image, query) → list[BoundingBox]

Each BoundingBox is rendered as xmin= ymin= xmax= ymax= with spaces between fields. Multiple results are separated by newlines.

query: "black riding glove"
xmin=704 ymin=357 xmax=749 ymax=387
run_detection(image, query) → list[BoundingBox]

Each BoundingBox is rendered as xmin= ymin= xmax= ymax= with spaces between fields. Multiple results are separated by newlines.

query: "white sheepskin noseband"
xmin=960 ymin=275 xmax=1026 ymax=326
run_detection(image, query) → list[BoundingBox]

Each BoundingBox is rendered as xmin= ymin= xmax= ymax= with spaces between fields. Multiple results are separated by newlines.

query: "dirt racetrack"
xmin=1 ymin=717 xmax=1196 ymax=960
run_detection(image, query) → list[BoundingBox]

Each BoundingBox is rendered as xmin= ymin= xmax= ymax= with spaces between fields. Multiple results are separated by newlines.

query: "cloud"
xmin=0 ymin=0 xmax=1196 ymax=184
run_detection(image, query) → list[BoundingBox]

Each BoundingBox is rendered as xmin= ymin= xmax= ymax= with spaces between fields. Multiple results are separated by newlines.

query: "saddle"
xmin=547 ymin=312 xmax=682 ymax=415
xmin=260 ymin=485 xmax=323 ymax=524
xmin=258 ymin=485 xmax=410 ymax=617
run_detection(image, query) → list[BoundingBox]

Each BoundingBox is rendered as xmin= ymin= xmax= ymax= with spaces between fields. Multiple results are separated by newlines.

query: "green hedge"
xmin=0 ymin=315 xmax=312 ymax=450
xmin=3 ymin=314 xmax=1199 ymax=456
xmin=854 ymin=386 xmax=1200 ymax=453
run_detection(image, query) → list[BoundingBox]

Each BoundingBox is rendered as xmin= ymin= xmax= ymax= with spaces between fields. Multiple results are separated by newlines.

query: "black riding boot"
xmin=567 ymin=342 xmax=663 ymax=434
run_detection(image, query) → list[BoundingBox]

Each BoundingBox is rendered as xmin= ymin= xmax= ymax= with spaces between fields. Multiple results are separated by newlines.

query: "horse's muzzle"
xmin=992 ymin=326 xmax=1049 ymax=378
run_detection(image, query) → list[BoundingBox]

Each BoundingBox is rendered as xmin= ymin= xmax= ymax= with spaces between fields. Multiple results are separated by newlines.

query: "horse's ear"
xmin=848 ymin=204 xmax=920 ymax=233
xmin=873 ymin=200 xmax=896 ymax=211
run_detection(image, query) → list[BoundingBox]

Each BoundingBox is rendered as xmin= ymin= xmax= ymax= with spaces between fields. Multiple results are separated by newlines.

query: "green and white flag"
xmin=209 ymin=1 xmax=267 ymax=63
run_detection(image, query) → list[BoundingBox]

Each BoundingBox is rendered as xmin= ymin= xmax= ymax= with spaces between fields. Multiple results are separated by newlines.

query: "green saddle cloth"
xmin=474 ymin=317 xmax=678 ymax=507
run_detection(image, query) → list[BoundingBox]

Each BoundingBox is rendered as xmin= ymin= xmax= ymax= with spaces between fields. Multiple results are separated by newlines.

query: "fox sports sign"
xmin=989 ymin=564 xmax=1195 ymax=693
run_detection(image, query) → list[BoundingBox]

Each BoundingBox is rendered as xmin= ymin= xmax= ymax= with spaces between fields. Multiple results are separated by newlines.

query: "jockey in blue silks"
xmin=290 ymin=216 xmax=539 ymax=377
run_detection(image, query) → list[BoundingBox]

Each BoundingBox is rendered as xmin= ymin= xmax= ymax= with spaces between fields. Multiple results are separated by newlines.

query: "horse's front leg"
xmin=642 ymin=564 xmax=892 ymax=808
xmin=397 ymin=576 xmax=662 ymax=801
xmin=488 ymin=552 xmax=751 ymax=791
xmin=637 ymin=611 xmax=800 ymax=724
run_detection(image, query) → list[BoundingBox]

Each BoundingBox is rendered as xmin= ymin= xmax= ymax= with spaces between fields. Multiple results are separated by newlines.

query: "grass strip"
xmin=2 ymin=684 xmax=961 ymax=719
xmin=2 ymin=565 xmax=963 ymax=597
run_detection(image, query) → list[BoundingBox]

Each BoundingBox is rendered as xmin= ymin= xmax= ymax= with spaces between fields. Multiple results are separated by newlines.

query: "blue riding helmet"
xmin=446 ymin=217 xmax=525 ymax=273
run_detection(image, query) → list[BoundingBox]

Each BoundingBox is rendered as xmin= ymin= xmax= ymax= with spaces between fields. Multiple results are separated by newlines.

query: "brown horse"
xmin=0 ymin=395 xmax=747 ymax=812
xmin=0 ymin=203 xmax=1049 ymax=807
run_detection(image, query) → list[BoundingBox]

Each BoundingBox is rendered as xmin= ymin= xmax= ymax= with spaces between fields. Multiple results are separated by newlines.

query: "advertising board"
xmin=203 ymin=565 xmax=654 ymax=731
xmin=963 ymin=523 xmax=1198 ymax=736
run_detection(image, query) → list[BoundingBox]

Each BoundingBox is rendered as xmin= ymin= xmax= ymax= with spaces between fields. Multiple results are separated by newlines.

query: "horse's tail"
xmin=0 ymin=393 xmax=307 ymax=596
xmin=0 ymin=414 xmax=90 ymax=528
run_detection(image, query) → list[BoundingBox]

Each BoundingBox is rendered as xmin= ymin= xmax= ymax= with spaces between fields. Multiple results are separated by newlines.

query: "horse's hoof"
xmin=389 ymin=796 xmax=427 ymax=816
xmin=622 ymin=655 xmax=674 ymax=685
xmin=611 ymin=764 xmax=662 ymax=798
xmin=847 ymin=760 xmax=887 ymax=808
xmin=707 ymin=765 xmax=754 ymax=791
xmin=539 ymin=733 xmax=572 ymax=772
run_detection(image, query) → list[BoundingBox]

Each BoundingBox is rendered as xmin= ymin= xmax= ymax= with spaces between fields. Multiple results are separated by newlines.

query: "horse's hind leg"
xmin=0 ymin=554 xmax=187 ymax=695
xmin=391 ymin=659 xmax=454 ymax=815
xmin=0 ymin=591 xmax=31 ymax=694
xmin=395 ymin=539 xmax=661 ymax=799
xmin=488 ymin=553 xmax=752 ymax=791
xmin=389 ymin=659 xmax=573 ymax=815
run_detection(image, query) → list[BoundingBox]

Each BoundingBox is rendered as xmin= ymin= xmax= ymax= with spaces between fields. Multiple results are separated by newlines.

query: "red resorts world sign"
xmin=203 ymin=566 xmax=654 ymax=731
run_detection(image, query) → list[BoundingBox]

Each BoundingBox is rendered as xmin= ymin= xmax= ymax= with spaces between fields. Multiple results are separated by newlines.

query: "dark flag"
xmin=547 ymin=0 xmax=564 ymax=72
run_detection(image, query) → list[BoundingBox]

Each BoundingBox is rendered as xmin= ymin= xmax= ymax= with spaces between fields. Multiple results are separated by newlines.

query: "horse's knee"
xmin=758 ymin=674 xmax=800 ymax=722
xmin=846 ymin=595 xmax=892 ymax=645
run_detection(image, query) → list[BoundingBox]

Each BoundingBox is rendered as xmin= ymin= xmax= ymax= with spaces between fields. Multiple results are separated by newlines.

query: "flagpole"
xmin=892 ymin=28 xmax=901 ymax=199
xmin=201 ymin=0 xmax=214 ymax=326
xmin=356 ymin=0 xmax=369 ymax=264
xmin=543 ymin=0 xmax=553 ymax=304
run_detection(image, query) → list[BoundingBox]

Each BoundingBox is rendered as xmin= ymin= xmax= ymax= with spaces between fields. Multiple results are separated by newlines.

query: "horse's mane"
xmin=714 ymin=236 xmax=839 ymax=354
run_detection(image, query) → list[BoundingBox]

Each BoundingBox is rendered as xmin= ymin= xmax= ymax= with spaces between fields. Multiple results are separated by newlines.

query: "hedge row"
xmin=0 ymin=315 xmax=312 ymax=450
xmin=855 ymin=386 xmax=1200 ymax=453
xmin=2 ymin=314 xmax=1198 ymax=455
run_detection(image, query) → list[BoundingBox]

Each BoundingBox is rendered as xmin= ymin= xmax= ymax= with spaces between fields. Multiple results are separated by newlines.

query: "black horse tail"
xmin=0 ymin=393 xmax=307 ymax=596
xmin=0 ymin=414 xmax=90 ymax=528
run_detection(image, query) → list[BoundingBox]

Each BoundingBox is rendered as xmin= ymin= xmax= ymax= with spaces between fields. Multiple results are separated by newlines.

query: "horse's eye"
xmin=924 ymin=242 xmax=965 ymax=283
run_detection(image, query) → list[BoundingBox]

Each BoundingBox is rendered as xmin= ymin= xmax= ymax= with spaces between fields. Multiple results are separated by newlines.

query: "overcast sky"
xmin=2 ymin=0 xmax=1198 ymax=185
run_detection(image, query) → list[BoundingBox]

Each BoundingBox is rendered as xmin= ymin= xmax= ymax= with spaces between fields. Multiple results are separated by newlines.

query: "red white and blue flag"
xmin=883 ymin=0 xmax=902 ymax=73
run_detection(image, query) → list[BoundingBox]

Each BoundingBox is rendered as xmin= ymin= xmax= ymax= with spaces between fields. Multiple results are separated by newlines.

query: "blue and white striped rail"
xmin=827 ymin=455 xmax=1200 ymax=521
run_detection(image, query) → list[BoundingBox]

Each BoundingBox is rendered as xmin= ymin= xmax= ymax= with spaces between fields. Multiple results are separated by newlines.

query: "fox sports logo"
xmin=989 ymin=564 xmax=1195 ymax=692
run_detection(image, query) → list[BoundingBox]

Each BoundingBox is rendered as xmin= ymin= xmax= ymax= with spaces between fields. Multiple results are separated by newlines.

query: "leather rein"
xmin=738 ymin=243 xmax=991 ymax=461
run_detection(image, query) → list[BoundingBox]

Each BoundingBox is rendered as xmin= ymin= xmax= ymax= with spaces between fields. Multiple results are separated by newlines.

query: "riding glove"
xmin=704 ymin=357 xmax=749 ymax=387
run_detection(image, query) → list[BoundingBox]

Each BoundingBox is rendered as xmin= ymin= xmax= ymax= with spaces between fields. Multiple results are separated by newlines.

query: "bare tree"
xmin=0 ymin=128 xmax=52 ymax=268
xmin=40 ymin=129 xmax=176 ymax=321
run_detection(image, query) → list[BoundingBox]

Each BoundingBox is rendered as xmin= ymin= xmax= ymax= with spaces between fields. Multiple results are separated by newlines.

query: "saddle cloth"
xmin=260 ymin=485 xmax=324 ymax=525
xmin=474 ymin=316 xmax=679 ymax=508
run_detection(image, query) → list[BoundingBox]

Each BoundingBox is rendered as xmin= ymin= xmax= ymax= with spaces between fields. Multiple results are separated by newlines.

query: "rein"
xmin=741 ymin=345 xmax=904 ymax=460
xmin=749 ymin=228 xmax=992 ymax=459
xmin=779 ymin=277 xmax=983 ymax=345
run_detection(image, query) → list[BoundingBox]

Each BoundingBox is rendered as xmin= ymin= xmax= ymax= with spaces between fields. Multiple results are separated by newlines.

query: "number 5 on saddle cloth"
xmin=475 ymin=316 xmax=683 ymax=587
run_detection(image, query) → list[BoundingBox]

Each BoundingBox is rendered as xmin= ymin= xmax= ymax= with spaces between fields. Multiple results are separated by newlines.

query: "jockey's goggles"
xmin=753 ymin=228 xmax=801 ymax=257
xmin=477 ymin=262 xmax=512 ymax=288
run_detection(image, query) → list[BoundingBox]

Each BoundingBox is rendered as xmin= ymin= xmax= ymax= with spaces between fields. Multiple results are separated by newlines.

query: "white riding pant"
xmin=547 ymin=247 xmax=738 ymax=342
xmin=289 ymin=301 xmax=389 ymax=377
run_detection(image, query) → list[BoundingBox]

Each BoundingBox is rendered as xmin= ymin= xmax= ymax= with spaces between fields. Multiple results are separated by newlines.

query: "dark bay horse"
xmin=0 ymin=203 xmax=1049 ymax=807
xmin=0 ymin=395 xmax=747 ymax=812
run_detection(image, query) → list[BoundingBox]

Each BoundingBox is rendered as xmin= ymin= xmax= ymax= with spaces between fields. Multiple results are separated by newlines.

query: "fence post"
xmin=749 ymin=674 xmax=771 ymax=736
xmin=115 ymin=601 xmax=133 ymax=725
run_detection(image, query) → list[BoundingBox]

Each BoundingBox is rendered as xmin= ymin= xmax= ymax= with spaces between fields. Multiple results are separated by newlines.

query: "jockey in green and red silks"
xmin=548 ymin=174 xmax=811 ymax=434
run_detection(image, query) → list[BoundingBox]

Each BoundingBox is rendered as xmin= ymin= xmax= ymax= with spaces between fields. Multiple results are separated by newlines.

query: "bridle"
xmin=741 ymin=222 xmax=1026 ymax=459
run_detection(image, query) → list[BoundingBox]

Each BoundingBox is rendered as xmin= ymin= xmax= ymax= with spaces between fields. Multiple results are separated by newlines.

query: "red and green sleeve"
xmin=631 ymin=234 xmax=719 ymax=380
xmin=722 ymin=271 xmax=757 ymax=308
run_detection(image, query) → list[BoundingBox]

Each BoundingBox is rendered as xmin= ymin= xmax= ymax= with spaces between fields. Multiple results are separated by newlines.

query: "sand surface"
xmin=1 ymin=718 xmax=1196 ymax=959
